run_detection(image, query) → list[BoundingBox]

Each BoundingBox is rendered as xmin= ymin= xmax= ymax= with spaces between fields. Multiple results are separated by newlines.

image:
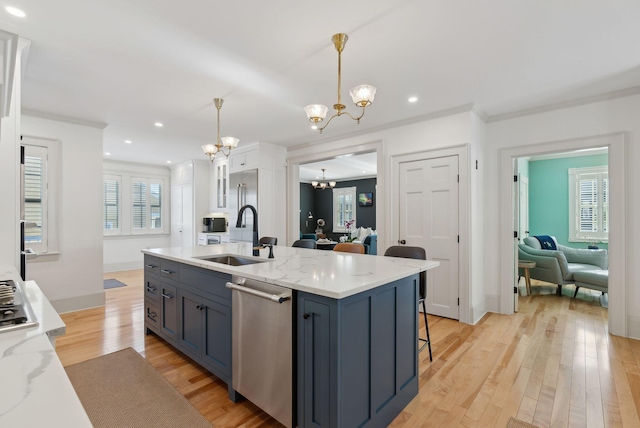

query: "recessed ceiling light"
xmin=6 ymin=6 xmax=26 ymax=17
xmin=311 ymin=125 xmax=318 ymax=130
xmin=166 ymin=160 xmax=172 ymax=164
xmin=155 ymin=122 xmax=163 ymax=127
xmin=105 ymin=152 xmax=111 ymax=156
xmin=125 ymin=140 xmax=132 ymax=144
xmin=408 ymin=96 xmax=418 ymax=103
xmin=362 ymin=171 xmax=366 ymax=173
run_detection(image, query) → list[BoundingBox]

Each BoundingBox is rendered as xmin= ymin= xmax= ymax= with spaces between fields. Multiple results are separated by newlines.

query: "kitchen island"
xmin=143 ymin=243 xmax=438 ymax=427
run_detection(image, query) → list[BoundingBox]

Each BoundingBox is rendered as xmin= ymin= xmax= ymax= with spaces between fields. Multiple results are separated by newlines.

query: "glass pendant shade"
xmin=221 ymin=136 xmax=239 ymax=148
xmin=202 ymin=144 xmax=218 ymax=156
xmin=349 ymin=85 xmax=377 ymax=107
xmin=304 ymin=104 xmax=329 ymax=123
xmin=311 ymin=181 xmax=319 ymax=187
xmin=329 ymin=181 xmax=337 ymax=187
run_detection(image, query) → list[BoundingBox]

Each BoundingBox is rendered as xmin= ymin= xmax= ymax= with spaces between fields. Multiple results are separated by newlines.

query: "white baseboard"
xmin=104 ymin=261 xmax=143 ymax=272
xmin=51 ymin=292 xmax=105 ymax=314
xmin=484 ymin=294 xmax=500 ymax=314
xmin=627 ymin=315 xmax=640 ymax=340
xmin=470 ymin=298 xmax=487 ymax=325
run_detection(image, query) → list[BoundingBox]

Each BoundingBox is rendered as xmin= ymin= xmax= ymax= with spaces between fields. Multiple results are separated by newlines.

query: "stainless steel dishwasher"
xmin=225 ymin=275 xmax=293 ymax=428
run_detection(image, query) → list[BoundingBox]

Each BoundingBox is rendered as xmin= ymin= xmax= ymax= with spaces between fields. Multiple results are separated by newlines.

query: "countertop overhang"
xmin=143 ymin=243 xmax=439 ymax=299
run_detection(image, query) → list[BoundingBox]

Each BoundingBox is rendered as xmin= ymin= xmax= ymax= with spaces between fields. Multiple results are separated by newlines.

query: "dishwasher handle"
xmin=226 ymin=282 xmax=291 ymax=304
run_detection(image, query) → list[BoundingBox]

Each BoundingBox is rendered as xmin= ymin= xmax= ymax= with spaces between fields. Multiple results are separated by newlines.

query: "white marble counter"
xmin=143 ymin=243 xmax=439 ymax=299
xmin=0 ymin=266 xmax=91 ymax=426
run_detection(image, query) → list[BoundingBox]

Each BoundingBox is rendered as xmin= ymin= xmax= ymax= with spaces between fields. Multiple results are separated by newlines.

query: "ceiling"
xmin=3 ymin=1 xmax=640 ymax=180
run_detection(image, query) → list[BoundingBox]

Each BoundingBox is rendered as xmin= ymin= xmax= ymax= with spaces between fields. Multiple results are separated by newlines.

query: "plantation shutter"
xmin=132 ymin=181 xmax=147 ymax=229
xmin=103 ymin=175 xmax=121 ymax=232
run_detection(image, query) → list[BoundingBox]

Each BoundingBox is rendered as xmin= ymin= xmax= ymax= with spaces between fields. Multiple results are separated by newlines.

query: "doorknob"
xmin=398 ymin=239 xmax=406 ymax=245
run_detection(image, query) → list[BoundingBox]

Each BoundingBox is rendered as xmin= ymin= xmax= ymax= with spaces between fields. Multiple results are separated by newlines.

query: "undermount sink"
xmin=198 ymin=255 xmax=267 ymax=266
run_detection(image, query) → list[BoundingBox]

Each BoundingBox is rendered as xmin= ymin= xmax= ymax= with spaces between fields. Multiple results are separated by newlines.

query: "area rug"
xmin=506 ymin=416 xmax=540 ymax=428
xmin=65 ymin=347 xmax=212 ymax=427
xmin=103 ymin=278 xmax=127 ymax=289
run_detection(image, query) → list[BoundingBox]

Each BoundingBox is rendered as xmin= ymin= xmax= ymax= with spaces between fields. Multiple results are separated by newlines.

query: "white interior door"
xmin=171 ymin=185 xmax=193 ymax=248
xmin=398 ymin=155 xmax=459 ymax=320
xmin=518 ymin=175 xmax=529 ymax=241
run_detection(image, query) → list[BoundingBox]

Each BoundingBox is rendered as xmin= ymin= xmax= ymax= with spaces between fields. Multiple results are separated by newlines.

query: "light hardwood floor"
xmin=55 ymin=271 xmax=640 ymax=427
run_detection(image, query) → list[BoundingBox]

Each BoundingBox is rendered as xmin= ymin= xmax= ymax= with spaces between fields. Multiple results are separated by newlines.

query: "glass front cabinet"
xmin=215 ymin=159 xmax=228 ymax=210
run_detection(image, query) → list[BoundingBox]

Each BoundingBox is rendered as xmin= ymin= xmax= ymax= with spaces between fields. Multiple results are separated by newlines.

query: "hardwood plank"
xmin=53 ymin=270 xmax=640 ymax=428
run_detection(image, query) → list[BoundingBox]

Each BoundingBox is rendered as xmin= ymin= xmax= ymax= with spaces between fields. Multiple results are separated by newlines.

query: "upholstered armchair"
xmin=518 ymin=236 xmax=608 ymax=295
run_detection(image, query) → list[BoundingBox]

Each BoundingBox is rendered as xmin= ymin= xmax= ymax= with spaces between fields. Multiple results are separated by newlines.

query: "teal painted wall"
xmin=528 ymin=153 xmax=608 ymax=249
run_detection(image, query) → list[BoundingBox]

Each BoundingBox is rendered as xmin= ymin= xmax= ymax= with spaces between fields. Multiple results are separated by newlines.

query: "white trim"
xmin=52 ymin=292 xmax=106 ymax=314
xmin=390 ymin=144 xmax=470 ymax=325
xmin=488 ymin=86 xmax=640 ymax=123
xmin=22 ymin=109 xmax=108 ymax=129
xmin=499 ymin=133 xmax=626 ymax=337
xmin=628 ymin=316 xmax=640 ymax=341
xmin=332 ymin=186 xmax=357 ymax=233
xmin=568 ymin=166 xmax=608 ymax=243
xmin=288 ymin=104 xmax=476 ymax=151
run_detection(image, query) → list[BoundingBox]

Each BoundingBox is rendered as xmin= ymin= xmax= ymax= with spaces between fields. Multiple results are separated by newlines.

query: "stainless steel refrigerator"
xmin=228 ymin=169 xmax=258 ymax=243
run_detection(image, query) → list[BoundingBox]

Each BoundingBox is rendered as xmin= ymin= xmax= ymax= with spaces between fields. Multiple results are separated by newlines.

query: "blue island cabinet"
xmin=296 ymin=274 xmax=419 ymax=427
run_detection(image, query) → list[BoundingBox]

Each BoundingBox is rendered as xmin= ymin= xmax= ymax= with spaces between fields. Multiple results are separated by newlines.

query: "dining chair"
xmin=383 ymin=245 xmax=432 ymax=361
xmin=333 ymin=243 xmax=365 ymax=254
xmin=259 ymin=236 xmax=278 ymax=246
xmin=292 ymin=239 xmax=317 ymax=249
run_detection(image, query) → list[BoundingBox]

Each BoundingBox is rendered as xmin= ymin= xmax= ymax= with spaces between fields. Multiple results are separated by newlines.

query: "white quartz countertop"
xmin=0 ymin=266 xmax=92 ymax=427
xmin=143 ymin=243 xmax=439 ymax=299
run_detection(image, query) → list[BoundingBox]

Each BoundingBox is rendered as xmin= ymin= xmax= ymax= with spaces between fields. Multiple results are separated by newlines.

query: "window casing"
xmin=332 ymin=187 xmax=356 ymax=233
xmin=103 ymin=175 xmax=121 ymax=235
xmin=568 ymin=166 xmax=608 ymax=243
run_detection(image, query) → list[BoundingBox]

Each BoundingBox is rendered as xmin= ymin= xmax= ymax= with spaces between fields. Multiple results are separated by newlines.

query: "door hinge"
xmin=514 ymin=231 xmax=518 ymax=238
xmin=457 ymin=174 xmax=459 ymax=182
xmin=514 ymin=175 xmax=518 ymax=182
xmin=457 ymin=298 xmax=460 ymax=306
xmin=514 ymin=286 xmax=518 ymax=294
xmin=475 ymin=160 xmax=478 ymax=170
xmin=457 ymin=235 xmax=460 ymax=243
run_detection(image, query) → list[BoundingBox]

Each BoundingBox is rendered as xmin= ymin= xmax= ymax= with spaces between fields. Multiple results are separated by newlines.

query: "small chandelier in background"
xmin=202 ymin=98 xmax=239 ymax=162
xmin=312 ymin=169 xmax=336 ymax=190
xmin=304 ymin=33 xmax=377 ymax=134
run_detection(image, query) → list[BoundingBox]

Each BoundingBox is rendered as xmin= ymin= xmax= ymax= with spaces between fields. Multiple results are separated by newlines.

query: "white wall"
xmin=485 ymin=94 xmax=640 ymax=338
xmin=22 ymin=115 xmax=105 ymax=313
xmin=103 ymin=160 xmax=172 ymax=272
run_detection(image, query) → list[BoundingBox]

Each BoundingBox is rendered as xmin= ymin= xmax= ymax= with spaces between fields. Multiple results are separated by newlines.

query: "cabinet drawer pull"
xmin=147 ymin=310 xmax=157 ymax=321
xmin=160 ymin=269 xmax=174 ymax=275
xmin=162 ymin=293 xmax=174 ymax=299
xmin=145 ymin=264 xmax=158 ymax=269
xmin=146 ymin=285 xmax=157 ymax=292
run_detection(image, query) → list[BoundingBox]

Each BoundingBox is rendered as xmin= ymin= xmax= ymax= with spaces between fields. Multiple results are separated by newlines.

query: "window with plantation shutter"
xmin=131 ymin=177 xmax=164 ymax=234
xmin=569 ymin=166 xmax=608 ymax=243
xmin=332 ymin=187 xmax=356 ymax=233
xmin=103 ymin=175 xmax=121 ymax=235
xmin=22 ymin=138 xmax=60 ymax=255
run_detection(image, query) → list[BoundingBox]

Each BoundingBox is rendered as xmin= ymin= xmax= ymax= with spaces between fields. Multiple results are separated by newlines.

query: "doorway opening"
xmin=514 ymin=147 xmax=609 ymax=307
xmin=500 ymin=133 xmax=626 ymax=336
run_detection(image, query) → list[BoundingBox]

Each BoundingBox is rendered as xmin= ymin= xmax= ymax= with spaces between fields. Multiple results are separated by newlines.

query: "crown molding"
xmin=22 ymin=109 xmax=108 ymax=129
xmin=289 ymin=103 xmax=477 ymax=151
xmin=487 ymin=86 xmax=640 ymax=123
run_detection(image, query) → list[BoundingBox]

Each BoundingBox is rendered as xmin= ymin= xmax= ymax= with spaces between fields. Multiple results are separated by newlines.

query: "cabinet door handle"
xmin=160 ymin=269 xmax=174 ymax=274
xmin=303 ymin=313 xmax=310 ymax=319
xmin=146 ymin=285 xmax=157 ymax=292
xmin=162 ymin=293 xmax=174 ymax=299
xmin=145 ymin=264 xmax=158 ymax=269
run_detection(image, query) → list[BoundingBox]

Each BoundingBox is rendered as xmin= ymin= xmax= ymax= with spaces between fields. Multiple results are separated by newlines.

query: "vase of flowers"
xmin=344 ymin=220 xmax=356 ymax=242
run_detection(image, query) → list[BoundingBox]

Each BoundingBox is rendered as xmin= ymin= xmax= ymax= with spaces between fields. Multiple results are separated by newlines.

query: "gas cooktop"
xmin=0 ymin=279 xmax=38 ymax=334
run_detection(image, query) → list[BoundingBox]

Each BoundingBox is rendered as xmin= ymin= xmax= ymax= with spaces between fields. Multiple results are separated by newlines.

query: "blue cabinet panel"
xmin=297 ymin=274 xmax=419 ymax=427
xmin=203 ymin=298 xmax=232 ymax=378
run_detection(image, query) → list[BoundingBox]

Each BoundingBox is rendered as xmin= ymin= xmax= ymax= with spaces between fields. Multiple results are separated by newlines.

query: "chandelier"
xmin=304 ymin=33 xmax=376 ymax=134
xmin=202 ymin=98 xmax=239 ymax=162
xmin=312 ymin=169 xmax=336 ymax=190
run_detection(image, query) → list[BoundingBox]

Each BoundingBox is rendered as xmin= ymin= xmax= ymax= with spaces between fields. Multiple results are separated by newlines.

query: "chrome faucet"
xmin=236 ymin=204 xmax=260 ymax=256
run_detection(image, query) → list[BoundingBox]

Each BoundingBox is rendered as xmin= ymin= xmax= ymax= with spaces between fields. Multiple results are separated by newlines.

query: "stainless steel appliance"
xmin=0 ymin=279 xmax=38 ymax=333
xmin=225 ymin=276 xmax=293 ymax=428
xmin=229 ymin=169 xmax=258 ymax=243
